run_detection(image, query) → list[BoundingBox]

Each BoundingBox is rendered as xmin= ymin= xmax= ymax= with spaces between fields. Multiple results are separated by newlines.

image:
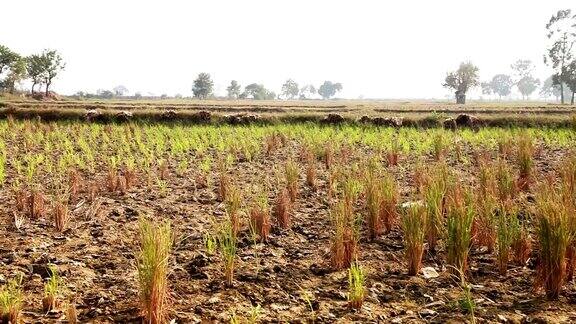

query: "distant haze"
xmin=1 ymin=1 xmax=574 ymax=99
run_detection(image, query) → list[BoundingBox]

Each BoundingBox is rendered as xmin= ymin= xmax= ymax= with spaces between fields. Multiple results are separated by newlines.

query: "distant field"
xmin=0 ymin=97 xmax=575 ymax=127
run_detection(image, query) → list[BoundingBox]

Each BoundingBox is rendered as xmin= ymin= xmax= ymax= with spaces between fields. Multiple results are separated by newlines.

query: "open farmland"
xmin=0 ymin=110 xmax=576 ymax=322
xmin=1 ymin=98 xmax=576 ymax=128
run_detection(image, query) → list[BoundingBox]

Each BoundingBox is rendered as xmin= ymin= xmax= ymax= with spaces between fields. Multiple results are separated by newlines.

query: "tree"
xmin=192 ymin=72 xmax=214 ymax=99
xmin=487 ymin=74 xmax=513 ymax=99
xmin=516 ymin=76 xmax=540 ymax=100
xmin=480 ymin=82 xmax=493 ymax=98
xmin=540 ymin=76 xmax=570 ymax=101
xmin=40 ymin=50 xmax=65 ymax=96
xmin=510 ymin=60 xmax=540 ymax=100
xmin=281 ymin=79 xmax=299 ymax=99
xmin=226 ymin=80 xmax=241 ymax=99
xmin=317 ymin=81 xmax=342 ymax=99
xmin=442 ymin=62 xmax=480 ymax=104
xmin=26 ymin=54 xmax=45 ymax=94
xmin=242 ymin=83 xmax=275 ymax=100
xmin=96 ymin=89 xmax=114 ymax=99
xmin=299 ymin=84 xmax=316 ymax=99
xmin=0 ymin=45 xmax=19 ymax=76
xmin=511 ymin=59 xmax=535 ymax=79
xmin=564 ymin=60 xmax=576 ymax=104
xmin=1 ymin=56 xmax=27 ymax=93
xmin=544 ymin=9 xmax=576 ymax=104
xmin=113 ymin=85 xmax=129 ymax=96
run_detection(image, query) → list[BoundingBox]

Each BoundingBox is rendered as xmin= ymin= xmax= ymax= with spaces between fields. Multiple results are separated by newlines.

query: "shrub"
xmin=347 ymin=263 xmax=365 ymax=310
xmin=136 ymin=218 xmax=172 ymax=323
xmin=401 ymin=203 xmax=427 ymax=275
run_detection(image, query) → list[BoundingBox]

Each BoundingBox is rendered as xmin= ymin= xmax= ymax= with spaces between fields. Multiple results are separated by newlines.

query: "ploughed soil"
xmin=1 ymin=139 xmax=576 ymax=323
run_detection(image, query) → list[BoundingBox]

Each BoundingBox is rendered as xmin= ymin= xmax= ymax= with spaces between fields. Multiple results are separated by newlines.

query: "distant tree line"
xmin=191 ymin=73 xmax=343 ymax=100
xmin=0 ymin=45 xmax=65 ymax=96
xmin=443 ymin=9 xmax=576 ymax=104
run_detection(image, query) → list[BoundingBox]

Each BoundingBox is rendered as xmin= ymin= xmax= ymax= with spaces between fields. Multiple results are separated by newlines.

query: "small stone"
xmin=498 ymin=314 xmax=507 ymax=322
xmin=419 ymin=309 xmax=437 ymax=317
xmin=422 ymin=267 xmax=439 ymax=279
xmin=207 ymin=296 xmax=220 ymax=304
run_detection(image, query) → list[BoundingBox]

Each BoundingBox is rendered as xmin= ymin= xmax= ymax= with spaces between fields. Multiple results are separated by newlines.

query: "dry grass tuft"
xmin=402 ymin=203 xmax=427 ymax=275
xmin=136 ymin=217 xmax=172 ymax=323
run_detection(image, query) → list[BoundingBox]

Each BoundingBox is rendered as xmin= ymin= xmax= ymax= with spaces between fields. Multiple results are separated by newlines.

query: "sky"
xmin=1 ymin=1 xmax=574 ymax=99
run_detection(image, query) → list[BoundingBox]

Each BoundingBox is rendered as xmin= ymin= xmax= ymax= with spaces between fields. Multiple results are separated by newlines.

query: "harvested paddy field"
xmin=1 ymin=116 xmax=576 ymax=323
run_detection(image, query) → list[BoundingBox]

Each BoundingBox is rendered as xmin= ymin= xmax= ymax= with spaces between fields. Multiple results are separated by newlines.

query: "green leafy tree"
xmin=26 ymin=54 xmax=45 ymax=94
xmin=564 ymin=60 xmax=576 ymax=104
xmin=540 ymin=76 xmax=570 ymax=101
xmin=41 ymin=50 xmax=65 ymax=96
xmin=192 ymin=72 xmax=214 ymax=99
xmin=281 ymin=79 xmax=299 ymax=99
xmin=480 ymin=82 xmax=493 ymax=98
xmin=0 ymin=45 xmax=20 ymax=76
xmin=443 ymin=62 xmax=479 ymax=104
xmin=511 ymin=60 xmax=540 ymax=100
xmin=517 ymin=76 xmax=540 ymax=100
xmin=242 ymin=83 xmax=275 ymax=100
xmin=317 ymin=81 xmax=342 ymax=99
xmin=1 ymin=56 xmax=27 ymax=93
xmin=487 ymin=74 xmax=513 ymax=99
xmin=299 ymin=84 xmax=316 ymax=99
xmin=226 ymin=80 xmax=241 ymax=99
xmin=544 ymin=9 xmax=576 ymax=104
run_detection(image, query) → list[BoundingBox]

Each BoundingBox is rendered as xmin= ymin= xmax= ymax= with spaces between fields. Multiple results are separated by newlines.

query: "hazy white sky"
xmin=1 ymin=1 xmax=574 ymax=99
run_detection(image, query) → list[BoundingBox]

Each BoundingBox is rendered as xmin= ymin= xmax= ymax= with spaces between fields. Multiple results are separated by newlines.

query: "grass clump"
xmin=249 ymin=189 xmax=271 ymax=242
xmin=516 ymin=133 xmax=534 ymax=191
xmin=330 ymin=201 xmax=360 ymax=270
xmin=446 ymin=187 xmax=475 ymax=275
xmin=285 ymin=160 xmax=299 ymax=202
xmin=0 ymin=275 xmax=23 ymax=323
xmin=224 ymin=184 xmax=242 ymax=236
xmin=43 ymin=264 xmax=61 ymax=312
xmin=136 ymin=218 xmax=172 ymax=324
xmin=347 ymin=263 xmax=366 ymax=310
xmin=496 ymin=203 xmax=520 ymax=275
xmin=535 ymin=183 xmax=571 ymax=299
xmin=401 ymin=203 xmax=427 ymax=275
xmin=219 ymin=219 xmax=238 ymax=286
xmin=422 ymin=163 xmax=451 ymax=253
